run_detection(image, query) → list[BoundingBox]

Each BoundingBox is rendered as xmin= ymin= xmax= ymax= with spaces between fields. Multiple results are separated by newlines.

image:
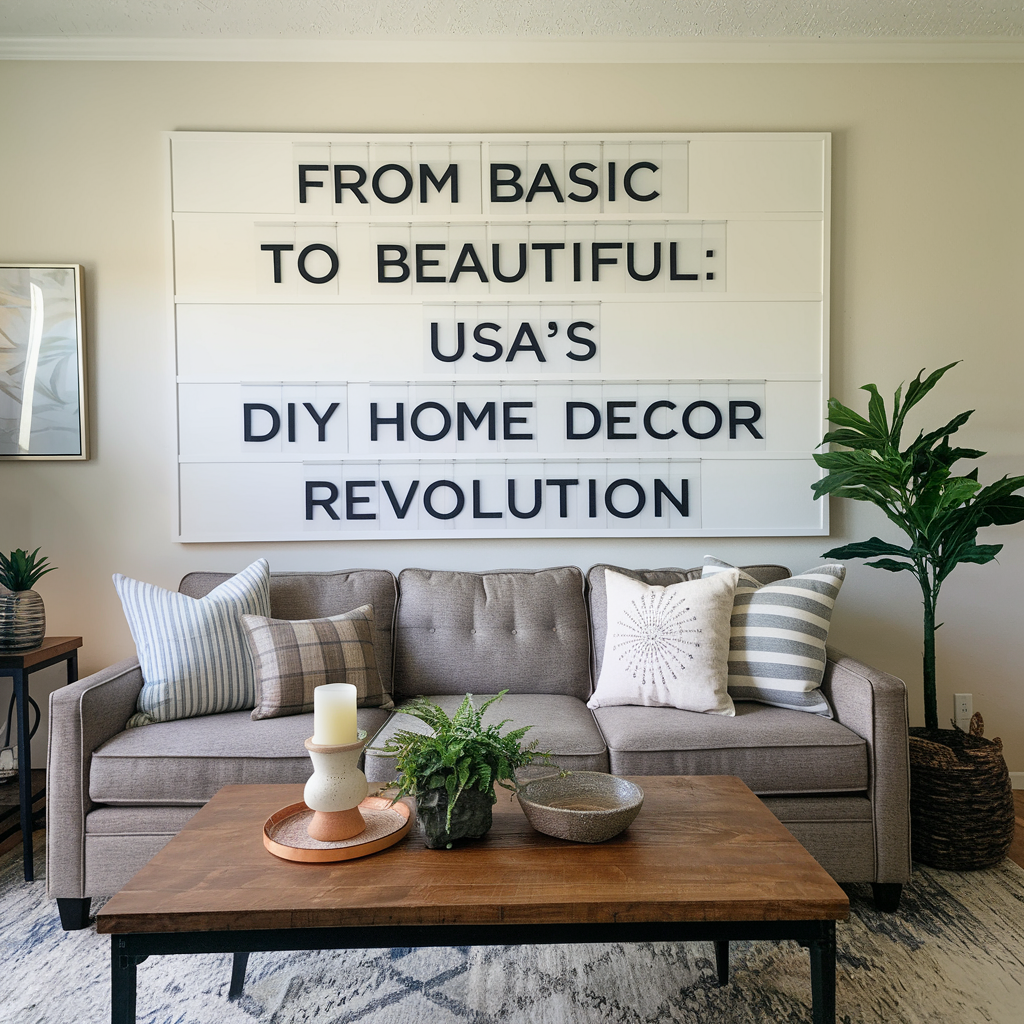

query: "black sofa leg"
xmin=57 ymin=897 xmax=92 ymax=930
xmin=871 ymin=883 xmax=903 ymax=912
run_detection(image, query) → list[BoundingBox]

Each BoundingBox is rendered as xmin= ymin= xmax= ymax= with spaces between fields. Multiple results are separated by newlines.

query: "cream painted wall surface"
xmin=0 ymin=60 xmax=1021 ymax=770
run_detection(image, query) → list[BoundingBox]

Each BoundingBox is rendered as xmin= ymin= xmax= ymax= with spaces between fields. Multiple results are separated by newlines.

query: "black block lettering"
xmin=382 ymin=480 xmax=419 ymax=518
xmin=546 ymin=479 xmax=579 ymax=518
xmin=457 ymin=401 xmax=496 ymax=440
xmin=605 ymin=479 xmax=645 ymax=519
xmin=626 ymin=241 xmax=661 ymax=281
xmin=334 ymin=164 xmax=369 ymax=204
xmin=419 ymin=163 xmax=458 ymax=203
xmin=377 ymin=245 xmax=410 ymax=283
xmin=566 ymin=321 xmax=597 ymax=361
xmin=623 ymin=161 xmax=660 ymax=202
xmin=592 ymin=242 xmax=623 ymax=282
xmin=260 ymin=243 xmax=294 ymax=284
xmin=682 ymin=400 xmax=723 ymax=440
xmin=472 ymin=322 xmax=503 ymax=362
xmin=607 ymin=401 xmax=637 ymax=439
xmin=525 ymin=163 xmax=564 ymax=203
xmin=244 ymin=403 xmax=280 ymax=442
xmin=568 ymin=162 xmax=598 ymax=202
xmin=503 ymin=402 xmax=534 ymax=440
xmin=298 ymin=164 xmax=328 ymax=204
xmin=506 ymin=323 xmax=546 ymax=363
xmin=490 ymin=163 xmax=524 ymax=203
xmin=566 ymin=402 xmax=601 ymax=440
xmin=729 ymin=400 xmax=764 ymax=439
xmin=415 ymin=243 xmax=446 ymax=283
xmin=654 ymin=479 xmax=689 ymax=517
xmin=370 ymin=402 xmax=404 ymax=442
xmin=423 ymin=480 xmax=465 ymax=520
xmin=491 ymin=242 xmax=527 ymax=283
xmin=643 ymin=400 xmax=678 ymax=439
xmin=450 ymin=243 xmax=489 ymax=283
xmin=303 ymin=401 xmax=339 ymax=442
xmin=472 ymin=480 xmax=502 ymax=519
xmin=306 ymin=481 xmax=340 ymax=520
xmin=346 ymin=480 xmax=376 ymax=520
xmin=508 ymin=479 xmax=543 ymax=518
xmin=411 ymin=401 xmax=452 ymax=442
xmin=372 ymin=163 xmax=414 ymax=204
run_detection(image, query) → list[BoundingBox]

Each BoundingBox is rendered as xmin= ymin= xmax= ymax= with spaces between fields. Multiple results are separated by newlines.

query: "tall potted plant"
xmin=811 ymin=363 xmax=1024 ymax=868
xmin=374 ymin=691 xmax=550 ymax=849
xmin=0 ymin=547 xmax=57 ymax=650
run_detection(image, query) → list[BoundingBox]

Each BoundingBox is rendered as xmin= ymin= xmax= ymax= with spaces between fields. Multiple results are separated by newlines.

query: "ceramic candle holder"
xmin=303 ymin=730 xmax=369 ymax=842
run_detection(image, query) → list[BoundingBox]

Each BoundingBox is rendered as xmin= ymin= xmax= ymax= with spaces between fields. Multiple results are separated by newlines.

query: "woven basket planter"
xmin=908 ymin=716 xmax=1015 ymax=870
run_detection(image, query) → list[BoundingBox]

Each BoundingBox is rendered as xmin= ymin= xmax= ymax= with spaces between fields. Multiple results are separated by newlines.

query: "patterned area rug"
xmin=1 ymin=838 xmax=1022 ymax=1024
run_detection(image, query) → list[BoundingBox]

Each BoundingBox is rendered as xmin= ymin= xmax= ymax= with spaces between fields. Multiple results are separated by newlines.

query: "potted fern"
xmin=0 ymin=547 xmax=57 ymax=650
xmin=811 ymin=363 xmax=1024 ymax=868
xmin=374 ymin=691 xmax=548 ymax=849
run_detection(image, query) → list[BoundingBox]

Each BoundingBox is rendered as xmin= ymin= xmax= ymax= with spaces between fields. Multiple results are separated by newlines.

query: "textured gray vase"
xmin=416 ymin=786 xmax=493 ymax=849
xmin=0 ymin=590 xmax=45 ymax=650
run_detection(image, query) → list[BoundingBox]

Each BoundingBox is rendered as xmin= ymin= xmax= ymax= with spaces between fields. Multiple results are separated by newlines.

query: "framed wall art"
xmin=0 ymin=264 xmax=88 ymax=460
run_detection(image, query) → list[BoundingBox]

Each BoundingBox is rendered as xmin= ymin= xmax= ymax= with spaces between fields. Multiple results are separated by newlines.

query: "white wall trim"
xmin=2 ymin=35 xmax=1024 ymax=64
xmin=1011 ymin=771 xmax=1024 ymax=791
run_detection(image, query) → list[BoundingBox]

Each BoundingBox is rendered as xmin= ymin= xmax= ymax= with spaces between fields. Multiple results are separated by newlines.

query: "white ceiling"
xmin=2 ymin=0 xmax=1023 ymax=39
xmin=2 ymin=1 xmax=1022 ymax=61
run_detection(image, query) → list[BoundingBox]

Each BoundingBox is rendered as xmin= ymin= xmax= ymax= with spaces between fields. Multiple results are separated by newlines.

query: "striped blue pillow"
xmin=114 ymin=559 xmax=271 ymax=727
xmin=702 ymin=556 xmax=844 ymax=717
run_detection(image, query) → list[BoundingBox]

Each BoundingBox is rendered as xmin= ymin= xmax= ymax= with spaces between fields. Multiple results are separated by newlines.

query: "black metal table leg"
xmin=111 ymin=939 xmax=142 ymax=1024
xmin=228 ymin=951 xmax=250 ymax=999
xmin=808 ymin=922 xmax=837 ymax=1024
xmin=13 ymin=668 xmax=33 ymax=882
xmin=714 ymin=940 xmax=729 ymax=985
xmin=67 ymin=651 xmax=79 ymax=685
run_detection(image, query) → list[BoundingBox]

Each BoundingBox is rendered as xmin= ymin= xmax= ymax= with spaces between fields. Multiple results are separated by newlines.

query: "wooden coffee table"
xmin=97 ymin=776 xmax=849 ymax=1023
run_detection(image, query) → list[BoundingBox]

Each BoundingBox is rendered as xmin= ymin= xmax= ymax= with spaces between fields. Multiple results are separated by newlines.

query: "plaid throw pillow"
xmin=241 ymin=604 xmax=392 ymax=720
xmin=702 ymin=556 xmax=844 ymax=717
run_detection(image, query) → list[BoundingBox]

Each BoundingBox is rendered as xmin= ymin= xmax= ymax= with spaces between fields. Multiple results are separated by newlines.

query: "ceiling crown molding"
xmin=2 ymin=35 xmax=1024 ymax=63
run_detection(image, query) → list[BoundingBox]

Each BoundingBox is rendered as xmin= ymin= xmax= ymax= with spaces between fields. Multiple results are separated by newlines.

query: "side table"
xmin=0 ymin=636 xmax=82 ymax=882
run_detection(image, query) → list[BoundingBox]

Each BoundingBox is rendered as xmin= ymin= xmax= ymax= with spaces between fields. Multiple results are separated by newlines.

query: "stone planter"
xmin=416 ymin=786 xmax=493 ymax=849
xmin=909 ymin=716 xmax=1015 ymax=870
xmin=0 ymin=589 xmax=45 ymax=651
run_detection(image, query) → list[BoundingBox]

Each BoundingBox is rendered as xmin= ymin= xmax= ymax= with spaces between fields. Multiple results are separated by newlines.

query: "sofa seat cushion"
xmin=393 ymin=568 xmax=591 ymax=700
xmin=593 ymin=702 xmax=867 ymax=795
xmin=89 ymin=706 xmax=392 ymax=805
xmin=363 ymin=693 xmax=609 ymax=783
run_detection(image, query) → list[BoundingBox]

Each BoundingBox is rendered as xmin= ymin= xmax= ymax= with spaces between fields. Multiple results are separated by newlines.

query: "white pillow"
xmin=114 ymin=558 xmax=271 ymax=727
xmin=702 ymin=556 xmax=844 ymax=717
xmin=587 ymin=568 xmax=739 ymax=715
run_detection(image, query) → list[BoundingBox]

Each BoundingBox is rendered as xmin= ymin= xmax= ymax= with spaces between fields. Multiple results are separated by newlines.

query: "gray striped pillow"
xmin=702 ymin=556 xmax=844 ymax=717
xmin=241 ymin=604 xmax=392 ymax=719
xmin=114 ymin=558 xmax=271 ymax=728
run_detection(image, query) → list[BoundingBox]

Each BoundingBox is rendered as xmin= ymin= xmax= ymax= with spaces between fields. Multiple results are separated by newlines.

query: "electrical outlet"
xmin=954 ymin=693 xmax=973 ymax=732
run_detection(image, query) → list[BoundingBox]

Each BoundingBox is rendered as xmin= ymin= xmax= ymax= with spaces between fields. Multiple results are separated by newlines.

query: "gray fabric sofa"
xmin=46 ymin=563 xmax=911 ymax=930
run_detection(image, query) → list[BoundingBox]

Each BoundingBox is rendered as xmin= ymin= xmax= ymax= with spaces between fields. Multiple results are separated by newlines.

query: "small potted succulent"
xmin=0 ymin=547 xmax=57 ymax=651
xmin=374 ymin=691 xmax=549 ymax=849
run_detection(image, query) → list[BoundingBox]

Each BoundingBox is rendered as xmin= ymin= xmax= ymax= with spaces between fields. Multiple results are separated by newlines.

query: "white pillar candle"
xmin=312 ymin=683 xmax=358 ymax=745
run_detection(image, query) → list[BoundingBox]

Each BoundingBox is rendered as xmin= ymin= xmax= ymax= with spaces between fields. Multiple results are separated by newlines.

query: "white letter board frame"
xmin=168 ymin=131 xmax=830 ymax=541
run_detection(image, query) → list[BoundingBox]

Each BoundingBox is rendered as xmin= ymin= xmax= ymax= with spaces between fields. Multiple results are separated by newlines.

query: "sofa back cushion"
xmin=586 ymin=563 xmax=790 ymax=685
xmin=178 ymin=569 xmax=398 ymax=700
xmin=393 ymin=567 xmax=591 ymax=699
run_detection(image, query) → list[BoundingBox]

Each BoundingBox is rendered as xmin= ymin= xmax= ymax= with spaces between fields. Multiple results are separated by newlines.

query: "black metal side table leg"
xmin=13 ymin=667 xmax=33 ymax=882
xmin=714 ymin=940 xmax=729 ymax=985
xmin=808 ymin=923 xmax=837 ymax=1024
xmin=228 ymin=951 xmax=250 ymax=999
xmin=111 ymin=938 xmax=144 ymax=1024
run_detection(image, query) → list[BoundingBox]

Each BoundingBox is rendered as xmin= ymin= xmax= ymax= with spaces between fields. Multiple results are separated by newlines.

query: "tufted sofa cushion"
xmin=393 ymin=567 xmax=592 ymax=700
xmin=179 ymin=569 xmax=398 ymax=700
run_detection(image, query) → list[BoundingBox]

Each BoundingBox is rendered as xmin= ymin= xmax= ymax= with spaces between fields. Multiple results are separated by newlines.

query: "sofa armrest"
xmin=821 ymin=645 xmax=911 ymax=883
xmin=45 ymin=657 xmax=143 ymax=899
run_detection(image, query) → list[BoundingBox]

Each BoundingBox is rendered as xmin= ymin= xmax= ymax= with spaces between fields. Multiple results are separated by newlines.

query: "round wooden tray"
xmin=263 ymin=795 xmax=413 ymax=863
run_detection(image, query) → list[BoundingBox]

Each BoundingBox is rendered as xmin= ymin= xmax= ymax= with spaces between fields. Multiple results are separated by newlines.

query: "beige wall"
xmin=1 ymin=59 xmax=1021 ymax=770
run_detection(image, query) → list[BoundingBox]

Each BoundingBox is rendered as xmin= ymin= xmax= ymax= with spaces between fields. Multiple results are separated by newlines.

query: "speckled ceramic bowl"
xmin=516 ymin=772 xmax=644 ymax=843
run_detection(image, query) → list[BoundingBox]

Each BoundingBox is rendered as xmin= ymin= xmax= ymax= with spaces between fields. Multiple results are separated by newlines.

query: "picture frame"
xmin=0 ymin=264 xmax=88 ymax=460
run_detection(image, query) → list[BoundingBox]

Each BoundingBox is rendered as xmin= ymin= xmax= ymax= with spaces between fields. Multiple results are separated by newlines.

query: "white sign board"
xmin=169 ymin=132 xmax=829 ymax=540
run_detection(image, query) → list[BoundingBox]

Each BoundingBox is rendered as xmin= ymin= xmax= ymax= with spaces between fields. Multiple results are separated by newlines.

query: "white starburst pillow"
xmin=587 ymin=567 xmax=739 ymax=715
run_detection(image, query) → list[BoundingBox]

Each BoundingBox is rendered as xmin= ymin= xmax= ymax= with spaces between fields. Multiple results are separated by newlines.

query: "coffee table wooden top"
xmin=96 ymin=776 xmax=848 ymax=935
